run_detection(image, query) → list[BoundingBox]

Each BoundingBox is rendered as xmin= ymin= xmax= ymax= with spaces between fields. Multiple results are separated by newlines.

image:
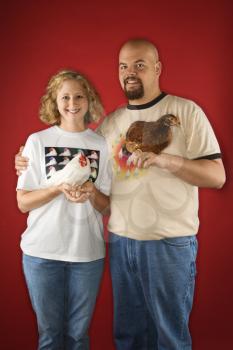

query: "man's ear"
xmin=155 ymin=61 xmax=162 ymax=75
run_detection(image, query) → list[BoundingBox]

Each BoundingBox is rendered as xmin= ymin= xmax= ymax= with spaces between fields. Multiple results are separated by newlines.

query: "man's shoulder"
xmin=166 ymin=94 xmax=201 ymax=111
xmin=106 ymin=105 xmax=127 ymax=121
xmin=97 ymin=105 xmax=127 ymax=136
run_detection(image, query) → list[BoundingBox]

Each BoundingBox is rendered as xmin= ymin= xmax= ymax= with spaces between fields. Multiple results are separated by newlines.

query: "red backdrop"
xmin=1 ymin=0 xmax=233 ymax=349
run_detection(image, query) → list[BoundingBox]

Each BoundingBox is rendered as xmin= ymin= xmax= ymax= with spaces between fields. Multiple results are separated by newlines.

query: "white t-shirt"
xmin=17 ymin=126 xmax=112 ymax=262
xmin=99 ymin=93 xmax=221 ymax=240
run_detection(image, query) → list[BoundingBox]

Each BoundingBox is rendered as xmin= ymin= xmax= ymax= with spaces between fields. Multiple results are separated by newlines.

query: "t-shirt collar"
xmin=127 ymin=92 xmax=167 ymax=110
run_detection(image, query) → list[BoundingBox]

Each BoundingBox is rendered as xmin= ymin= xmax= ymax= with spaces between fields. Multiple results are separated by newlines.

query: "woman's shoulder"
xmin=23 ymin=127 xmax=56 ymax=151
xmin=26 ymin=126 xmax=56 ymax=141
xmin=86 ymin=128 xmax=106 ymax=143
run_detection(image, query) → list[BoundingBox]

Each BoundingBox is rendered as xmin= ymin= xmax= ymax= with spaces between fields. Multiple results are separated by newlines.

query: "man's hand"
xmin=132 ymin=150 xmax=175 ymax=170
xmin=15 ymin=146 xmax=28 ymax=176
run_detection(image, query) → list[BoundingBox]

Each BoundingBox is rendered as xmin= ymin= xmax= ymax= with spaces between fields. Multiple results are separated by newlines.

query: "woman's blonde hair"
xmin=39 ymin=70 xmax=104 ymax=125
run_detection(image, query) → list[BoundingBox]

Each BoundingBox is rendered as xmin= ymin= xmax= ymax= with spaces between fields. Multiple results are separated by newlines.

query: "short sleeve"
xmin=185 ymin=106 xmax=221 ymax=160
xmin=96 ymin=143 xmax=112 ymax=196
xmin=96 ymin=119 xmax=105 ymax=137
xmin=16 ymin=134 xmax=42 ymax=191
xmin=96 ymin=112 xmax=117 ymax=139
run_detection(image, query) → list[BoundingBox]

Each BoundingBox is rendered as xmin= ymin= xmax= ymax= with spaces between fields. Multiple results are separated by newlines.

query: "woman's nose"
xmin=69 ymin=97 xmax=78 ymax=107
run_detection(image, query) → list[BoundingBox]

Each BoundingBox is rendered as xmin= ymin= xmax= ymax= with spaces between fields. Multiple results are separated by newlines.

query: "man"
xmin=15 ymin=39 xmax=226 ymax=349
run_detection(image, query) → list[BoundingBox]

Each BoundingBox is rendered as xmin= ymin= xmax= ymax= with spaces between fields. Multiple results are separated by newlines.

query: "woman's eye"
xmin=62 ymin=96 xmax=69 ymax=100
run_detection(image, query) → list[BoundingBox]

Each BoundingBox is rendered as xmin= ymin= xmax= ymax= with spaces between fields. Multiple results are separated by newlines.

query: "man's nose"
xmin=125 ymin=66 xmax=137 ymax=75
xmin=127 ymin=69 xmax=137 ymax=76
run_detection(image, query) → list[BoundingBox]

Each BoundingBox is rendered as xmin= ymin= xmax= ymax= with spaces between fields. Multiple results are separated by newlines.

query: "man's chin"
xmin=124 ymin=88 xmax=144 ymax=100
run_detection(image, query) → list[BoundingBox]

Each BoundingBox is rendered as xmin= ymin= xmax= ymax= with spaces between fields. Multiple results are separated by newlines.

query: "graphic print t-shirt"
xmin=17 ymin=126 xmax=111 ymax=262
xmin=99 ymin=94 xmax=221 ymax=240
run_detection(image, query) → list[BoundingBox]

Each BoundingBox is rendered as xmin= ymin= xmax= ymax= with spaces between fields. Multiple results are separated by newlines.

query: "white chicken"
xmin=42 ymin=153 xmax=91 ymax=188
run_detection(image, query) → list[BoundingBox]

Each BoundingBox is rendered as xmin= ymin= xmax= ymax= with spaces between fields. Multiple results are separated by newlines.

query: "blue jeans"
xmin=22 ymin=254 xmax=104 ymax=350
xmin=109 ymin=233 xmax=198 ymax=350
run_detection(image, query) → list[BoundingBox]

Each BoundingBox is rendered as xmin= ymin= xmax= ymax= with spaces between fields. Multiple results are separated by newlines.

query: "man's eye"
xmin=62 ymin=96 xmax=69 ymax=100
xmin=76 ymin=95 xmax=84 ymax=99
xmin=120 ymin=65 xmax=127 ymax=70
xmin=137 ymin=63 xmax=145 ymax=69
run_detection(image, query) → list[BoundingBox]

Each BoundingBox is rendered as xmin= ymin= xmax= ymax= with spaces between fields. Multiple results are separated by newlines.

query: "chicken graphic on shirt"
xmin=113 ymin=114 xmax=180 ymax=179
xmin=124 ymin=114 xmax=180 ymax=155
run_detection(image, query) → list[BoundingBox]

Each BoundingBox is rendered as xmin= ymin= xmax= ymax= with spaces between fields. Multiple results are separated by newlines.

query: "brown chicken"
xmin=125 ymin=114 xmax=180 ymax=154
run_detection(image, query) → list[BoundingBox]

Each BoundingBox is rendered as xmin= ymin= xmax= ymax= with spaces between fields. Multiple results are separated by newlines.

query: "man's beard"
xmin=123 ymin=78 xmax=144 ymax=100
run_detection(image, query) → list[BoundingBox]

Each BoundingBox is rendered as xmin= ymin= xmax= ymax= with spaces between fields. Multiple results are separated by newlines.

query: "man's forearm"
xmin=138 ymin=151 xmax=226 ymax=189
xmin=158 ymin=154 xmax=226 ymax=188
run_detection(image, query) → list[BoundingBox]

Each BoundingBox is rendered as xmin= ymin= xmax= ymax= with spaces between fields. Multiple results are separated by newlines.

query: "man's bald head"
xmin=119 ymin=39 xmax=159 ymax=63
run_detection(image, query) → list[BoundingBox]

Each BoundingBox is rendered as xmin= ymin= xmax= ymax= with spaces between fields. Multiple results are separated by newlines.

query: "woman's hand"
xmin=61 ymin=181 xmax=110 ymax=213
xmin=61 ymin=182 xmax=92 ymax=203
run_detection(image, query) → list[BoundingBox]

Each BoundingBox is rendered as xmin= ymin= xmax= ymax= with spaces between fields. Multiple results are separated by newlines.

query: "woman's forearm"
xmin=17 ymin=187 xmax=62 ymax=213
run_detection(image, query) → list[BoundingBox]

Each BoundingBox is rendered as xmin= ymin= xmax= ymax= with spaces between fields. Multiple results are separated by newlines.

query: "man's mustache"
xmin=124 ymin=77 xmax=142 ymax=85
